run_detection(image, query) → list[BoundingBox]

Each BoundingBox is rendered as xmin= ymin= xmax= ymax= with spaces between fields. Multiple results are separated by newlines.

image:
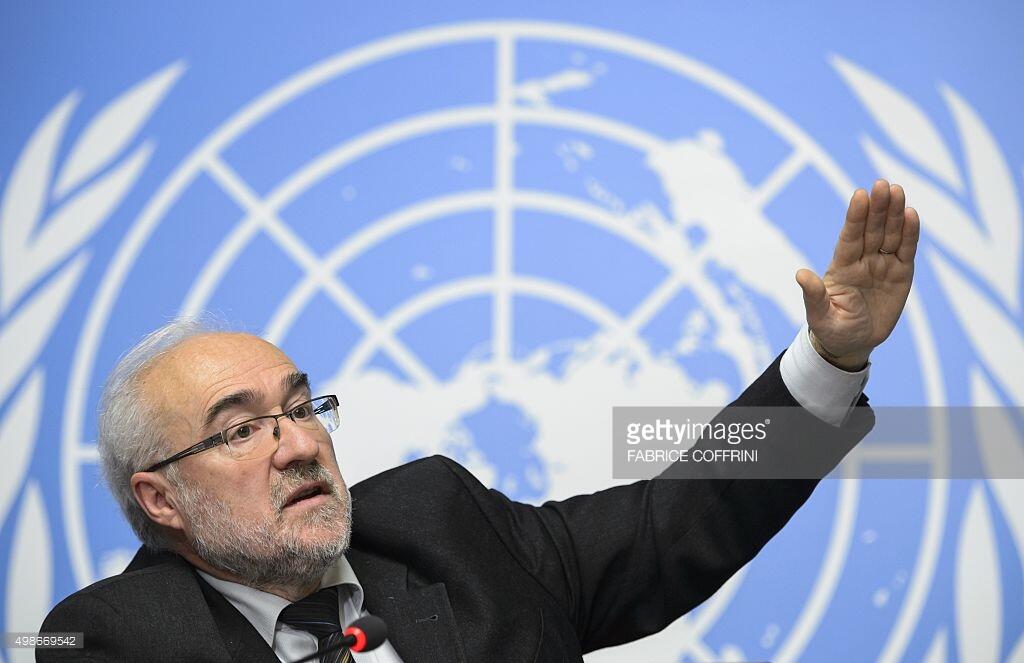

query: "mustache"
xmin=270 ymin=461 xmax=340 ymax=511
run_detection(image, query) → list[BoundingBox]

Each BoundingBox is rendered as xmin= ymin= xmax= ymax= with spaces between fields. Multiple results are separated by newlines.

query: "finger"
xmin=879 ymin=183 xmax=905 ymax=254
xmin=796 ymin=268 xmax=830 ymax=325
xmin=897 ymin=206 xmax=920 ymax=264
xmin=832 ymin=188 xmax=869 ymax=266
xmin=863 ymin=179 xmax=890 ymax=254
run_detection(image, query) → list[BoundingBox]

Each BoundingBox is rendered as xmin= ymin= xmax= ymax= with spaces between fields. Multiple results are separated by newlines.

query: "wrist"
xmin=809 ymin=329 xmax=870 ymax=371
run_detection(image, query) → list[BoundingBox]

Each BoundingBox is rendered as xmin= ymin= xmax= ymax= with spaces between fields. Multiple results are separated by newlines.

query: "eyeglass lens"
xmin=221 ymin=397 xmax=339 ymax=460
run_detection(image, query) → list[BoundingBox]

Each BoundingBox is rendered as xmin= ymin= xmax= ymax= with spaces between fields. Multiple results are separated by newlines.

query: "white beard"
xmin=175 ymin=461 xmax=352 ymax=590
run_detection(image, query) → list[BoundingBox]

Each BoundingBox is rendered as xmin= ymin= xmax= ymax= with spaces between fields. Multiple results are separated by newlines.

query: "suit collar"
xmin=196 ymin=572 xmax=281 ymax=663
xmin=195 ymin=568 xmax=287 ymax=649
xmin=126 ymin=547 xmax=282 ymax=663
xmin=127 ymin=545 xmax=468 ymax=662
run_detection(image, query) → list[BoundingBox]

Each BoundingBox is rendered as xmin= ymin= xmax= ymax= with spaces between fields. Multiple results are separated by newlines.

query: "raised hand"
xmin=795 ymin=179 xmax=920 ymax=370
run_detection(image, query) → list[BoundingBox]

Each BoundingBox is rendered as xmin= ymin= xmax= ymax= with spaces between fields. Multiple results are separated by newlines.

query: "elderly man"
xmin=40 ymin=180 xmax=918 ymax=661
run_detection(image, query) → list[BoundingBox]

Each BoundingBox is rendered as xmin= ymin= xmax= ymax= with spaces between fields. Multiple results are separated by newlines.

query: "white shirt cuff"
xmin=779 ymin=324 xmax=870 ymax=427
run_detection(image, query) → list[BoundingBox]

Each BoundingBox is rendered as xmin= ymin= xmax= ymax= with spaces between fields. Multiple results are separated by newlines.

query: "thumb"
xmin=795 ymin=268 xmax=830 ymax=324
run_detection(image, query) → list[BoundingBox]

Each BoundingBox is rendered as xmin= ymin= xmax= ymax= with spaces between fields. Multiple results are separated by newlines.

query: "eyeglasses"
xmin=143 ymin=395 xmax=340 ymax=472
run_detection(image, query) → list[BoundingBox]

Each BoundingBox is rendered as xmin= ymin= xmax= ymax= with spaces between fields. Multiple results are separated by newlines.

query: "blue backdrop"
xmin=2 ymin=2 xmax=1022 ymax=661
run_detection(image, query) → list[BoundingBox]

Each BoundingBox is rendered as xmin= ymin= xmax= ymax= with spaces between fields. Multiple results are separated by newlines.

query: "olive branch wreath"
xmin=1 ymin=52 xmax=1020 ymax=663
xmin=0 ymin=62 xmax=182 ymax=660
xmin=834 ymin=56 xmax=1024 ymax=663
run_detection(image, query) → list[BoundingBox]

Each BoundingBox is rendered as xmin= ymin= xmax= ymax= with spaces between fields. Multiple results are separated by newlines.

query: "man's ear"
xmin=131 ymin=471 xmax=186 ymax=532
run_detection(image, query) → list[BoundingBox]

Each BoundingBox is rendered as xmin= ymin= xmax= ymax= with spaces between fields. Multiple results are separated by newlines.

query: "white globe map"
xmin=61 ymin=22 xmax=949 ymax=662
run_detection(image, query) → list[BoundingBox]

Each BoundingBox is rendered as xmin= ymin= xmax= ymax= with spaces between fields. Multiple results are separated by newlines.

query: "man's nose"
xmin=271 ymin=416 xmax=321 ymax=467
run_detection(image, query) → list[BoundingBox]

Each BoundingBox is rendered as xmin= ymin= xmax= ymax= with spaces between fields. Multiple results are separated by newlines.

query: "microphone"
xmin=288 ymin=615 xmax=388 ymax=662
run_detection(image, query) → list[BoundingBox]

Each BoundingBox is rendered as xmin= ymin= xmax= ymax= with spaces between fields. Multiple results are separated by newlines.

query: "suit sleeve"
xmin=441 ymin=350 xmax=875 ymax=653
xmin=36 ymin=593 xmax=126 ymax=662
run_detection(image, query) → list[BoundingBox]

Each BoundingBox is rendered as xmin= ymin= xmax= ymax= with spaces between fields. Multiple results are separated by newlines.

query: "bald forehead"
xmin=141 ymin=332 xmax=284 ymax=380
xmin=138 ymin=333 xmax=304 ymax=431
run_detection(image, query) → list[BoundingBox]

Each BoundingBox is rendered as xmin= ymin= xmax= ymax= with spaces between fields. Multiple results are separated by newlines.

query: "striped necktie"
xmin=278 ymin=586 xmax=351 ymax=663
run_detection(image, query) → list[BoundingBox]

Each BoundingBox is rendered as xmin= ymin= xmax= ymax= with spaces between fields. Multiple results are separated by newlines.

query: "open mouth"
xmin=282 ymin=481 xmax=331 ymax=509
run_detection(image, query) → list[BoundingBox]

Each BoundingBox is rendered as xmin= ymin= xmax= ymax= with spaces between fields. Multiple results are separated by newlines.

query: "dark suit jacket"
xmin=39 ymin=351 xmax=873 ymax=662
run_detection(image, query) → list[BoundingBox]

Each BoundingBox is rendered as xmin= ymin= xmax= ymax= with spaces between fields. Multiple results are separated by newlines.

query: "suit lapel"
xmin=347 ymin=548 xmax=467 ymax=663
xmin=196 ymin=573 xmax=281 ymax=663
xmin=126 ymin=547 xmax=279 ymax=663
xmin=125 ymin=546 xmax=473 ymax=662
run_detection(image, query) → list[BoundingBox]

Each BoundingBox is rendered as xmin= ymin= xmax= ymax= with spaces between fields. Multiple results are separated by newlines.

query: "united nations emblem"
xmin=2 ymin=21 xmax=1020 ymax=663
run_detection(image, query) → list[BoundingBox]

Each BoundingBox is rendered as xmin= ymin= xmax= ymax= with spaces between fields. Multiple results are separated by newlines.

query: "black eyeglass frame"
xmin=142 ymin=394 xmax=340 ymax=473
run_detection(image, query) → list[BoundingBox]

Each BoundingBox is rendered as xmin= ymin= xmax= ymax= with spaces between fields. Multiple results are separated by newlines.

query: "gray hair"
xmin=98 ymin=315 xmax=228 ymax=550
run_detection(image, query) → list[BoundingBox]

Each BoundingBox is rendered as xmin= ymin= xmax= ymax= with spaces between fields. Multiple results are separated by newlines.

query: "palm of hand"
xmin=797 ymin=180 xmax=920 ymax=361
